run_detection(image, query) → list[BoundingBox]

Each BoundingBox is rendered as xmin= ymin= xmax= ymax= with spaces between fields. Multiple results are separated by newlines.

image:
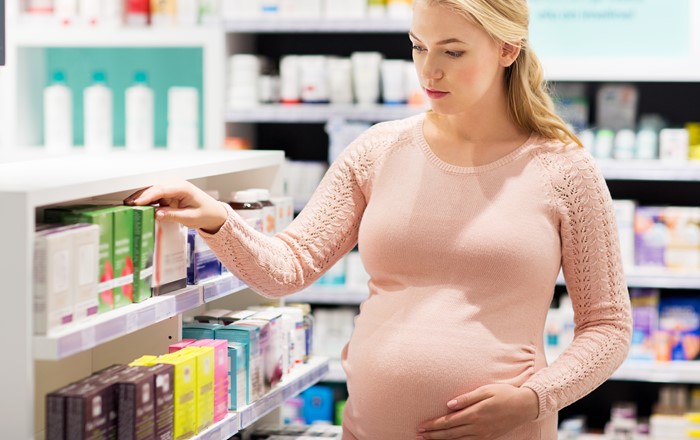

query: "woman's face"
xmin=410 ymin=1 xmax=509 ymax=115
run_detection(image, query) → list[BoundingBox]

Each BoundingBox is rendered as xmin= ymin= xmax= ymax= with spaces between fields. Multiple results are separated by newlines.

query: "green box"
xmin=64 ymin=207 xmax=115 ymax=313
xmin=132 ymin=206 xmax=155 ymax=303
xmin=109 ymin=206 xmax=134 ymax=309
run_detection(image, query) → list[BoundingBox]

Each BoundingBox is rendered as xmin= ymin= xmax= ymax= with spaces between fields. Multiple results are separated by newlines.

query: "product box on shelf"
xmin=127 ymin=359 xmax=175 ymax=440
xmin=178 ymin=346 xmax=215 ymax=433
xmin=109 ymin=206 xmax=135 ymax=308
xmin=34 ymin=226 xmax=75 ymax=334
xmin=216 ymin=324 xmax=264 ymax=402
xmin=67 ymin=224 xmax=100 ymax=320
xmin=190 ymin=339 xmax=230 ymax=422
xmin=227 ymin=341 xmax=249 ymax=409
xmin=156 ymin=352 xmax=197 ymax=440
xmin=270 ymin=196 xmax=294 ymax=233
xmin=153 ymin=221 xmax=188 ymax=295
xmin=635 ymin=206 xmax=700 ymax=271
xmin=182 ymin=322 xmax=222 ymax=340
xmin=612 ymin=199 xmax=636 ymax=270
xmin=116 ymin=367 xmax=156 ymax=440
xmin=132 ymin=206 xmax=155 ymax=303
xmin=187 ymin=228 xmax=221 ymax=285
xmin=236 ymin=319 xmax=273 ymax=393
xmin=657 ymin=297 xmax=700 ymax=361
xmin=629 ymin=288 xmax=659 ymax=361
xmin=169 ymin=338 xmax=196 ymax=353
xmin=249 ymin=310 xmax=285 ymax=386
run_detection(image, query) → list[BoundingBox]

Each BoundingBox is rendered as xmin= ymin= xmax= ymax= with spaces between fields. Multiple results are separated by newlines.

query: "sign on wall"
xmin=529 ymin=0 xmax=690 ymax=58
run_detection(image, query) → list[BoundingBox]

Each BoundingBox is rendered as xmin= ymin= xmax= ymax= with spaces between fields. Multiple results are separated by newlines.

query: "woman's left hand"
xmin=416 ymin=384 xmax=539 ymax=440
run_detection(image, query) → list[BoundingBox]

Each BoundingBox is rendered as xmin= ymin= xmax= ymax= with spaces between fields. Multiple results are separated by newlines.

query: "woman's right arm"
xmin=125 ymin=130 xmax=381 ymax=298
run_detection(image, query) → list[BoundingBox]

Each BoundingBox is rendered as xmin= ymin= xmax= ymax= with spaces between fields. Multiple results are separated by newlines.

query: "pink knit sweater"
xmin=200 ymin=113 xmax=632 ymax=440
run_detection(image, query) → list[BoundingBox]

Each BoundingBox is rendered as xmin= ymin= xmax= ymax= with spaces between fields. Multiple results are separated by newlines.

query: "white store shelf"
xmin=33 ymin=274 xmax=251 ymax=360
xmin=597 ymin=159 xmax=700 ymax=181
xmin=226 ymin=104 xmax=426 ymax=123
xmin=286 ymin=285 xmax=368 ymax=305
xmin=238 ymin=357 xmax=330 ymax=429
xmin=192 ymin=412 xmax=241 ymax=440
xmin=557 ymin=268 xmax=700 ymax=290
xmin=190 ymin=357 xmax=330 ymax=439
xmin=202 ymin=273 xmax=249 ymax=303
xmin=325 ymin=358 xmax=700 ymax=386
xmin=611 ymin=360 xmax=700 ymax=384
xmin=0 ymin=149 xmax=284 ymax=208
xmin=12 ymin=25 xmax=221 ymax=47
xmin=225 ymin=18 xmax=411 ymax=33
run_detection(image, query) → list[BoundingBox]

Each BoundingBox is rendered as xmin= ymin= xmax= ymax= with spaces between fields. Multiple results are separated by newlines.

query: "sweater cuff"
xmin=197 ymin=202 xmax=240 ymax=240
xmin=521 ymin=382 xmax=549 ymax=422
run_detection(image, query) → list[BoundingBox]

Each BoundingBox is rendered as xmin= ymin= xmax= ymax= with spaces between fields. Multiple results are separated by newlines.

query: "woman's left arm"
xmin=522 ymin=147 xmax=633 ymax=420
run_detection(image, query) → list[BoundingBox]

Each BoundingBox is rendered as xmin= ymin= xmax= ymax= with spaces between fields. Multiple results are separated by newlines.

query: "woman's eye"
xmin=446 ymin=51 xmax=464 ymax=58
xmin=412 ymin=45 xmax=425 ymax=53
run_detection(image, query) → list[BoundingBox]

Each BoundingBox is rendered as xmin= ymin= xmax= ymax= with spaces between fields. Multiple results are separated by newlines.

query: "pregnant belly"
xmin=341 ymin=306 xmax=539 ymax=439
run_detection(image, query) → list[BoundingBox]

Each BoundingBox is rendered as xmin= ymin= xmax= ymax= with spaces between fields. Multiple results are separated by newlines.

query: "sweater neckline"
xmin=414 ymin=112 xmax=537 ymax=175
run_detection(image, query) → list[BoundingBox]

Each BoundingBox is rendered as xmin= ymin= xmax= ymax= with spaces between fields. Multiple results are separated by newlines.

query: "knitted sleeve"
xmin=524 ymin=146 xmax=633 ymax=419
xmin=197 ymin=126 xmax=386 ymax=298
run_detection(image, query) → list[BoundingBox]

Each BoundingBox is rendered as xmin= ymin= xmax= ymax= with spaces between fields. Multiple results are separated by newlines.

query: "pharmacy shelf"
xmin=0 ymin=149 xmax=284 ymax=208
xmin=597 ymin=159 xmax=700 ymax=182
xmin=202 ymin=273 xmax=249 ymax=303
xmin=611 ymin=360 xmax=700 ymax=384
xmin=12 ymin=25 xmax=221 ymax=48
xmin=191 ymin=412 xmax=241 ymax=440
xmin=33 ymin=285 xmax=200 ymax=360
xmin=325 ymin=358 xmax=700 ymax=385
xmin=556 ymin=269 xmax=700 ymax=290
xmin=226 ymin=104 xmax=425 ymax=123
xmin=224 ymin=18 xmax=411 ymax=33
xmin=286 ymin=285 xmax=368 ymax=305
xmin=191 ymin=358 xmax=329 ymax=439
xmin=324 ymin=359 xmax=347 ymax=383
xmin=238 ymin=357 xmax=330 ymax=429
xmin=33 ymin=274 xmax=250 ymax=360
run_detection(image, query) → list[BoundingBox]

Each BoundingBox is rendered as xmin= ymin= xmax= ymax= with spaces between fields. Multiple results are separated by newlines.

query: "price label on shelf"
xmin=81 ymin=326 xmax=96 ymax=351
xmin=125 ymin=311 xmax=138 ymax=333
xmin=155 ymin=299 xmax=173 ymax=322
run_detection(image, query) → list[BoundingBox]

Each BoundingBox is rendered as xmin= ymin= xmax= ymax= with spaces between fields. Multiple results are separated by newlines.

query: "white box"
xmin=153 ymin=222 xmax=188 ymax=295
xmin=34 ymin=227 xmax=74 ymax=334
xmin=68 ymin=224 xmax=100 ymax=321
xmin=659 ymin=128 xmax=689 ymax=162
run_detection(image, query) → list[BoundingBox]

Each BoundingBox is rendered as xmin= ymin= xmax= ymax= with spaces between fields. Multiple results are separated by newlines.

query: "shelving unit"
xmin=191 ymin=357 xmax=330 ymax=440
xmin=324 ymin=358 xmax=700 ymax=385
xmin=224 ymin=18 xmax=411 ymax=33
xmin=33 ymin=273 xmax=249 ymax=360
xmin=0 ymin=11 xmax=226 ymax=149
xmin=0 ymin=149 xmax=288 ymax=439
xmin=226 ymin=103 xmax=425 ymax=123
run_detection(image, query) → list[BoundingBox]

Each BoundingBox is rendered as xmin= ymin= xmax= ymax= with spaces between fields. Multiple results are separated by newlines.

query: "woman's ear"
xmin=500 ymin=42 xmax=521 ymax=67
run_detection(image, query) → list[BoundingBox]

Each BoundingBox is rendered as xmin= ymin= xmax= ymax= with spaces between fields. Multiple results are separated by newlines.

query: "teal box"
xmin=226 ymin=342 xmax=249 ymax=408
xmin=182 ymin=323 xmax=222 ymax=340
xmin=215 ymin=325 xmax=263 ymax=402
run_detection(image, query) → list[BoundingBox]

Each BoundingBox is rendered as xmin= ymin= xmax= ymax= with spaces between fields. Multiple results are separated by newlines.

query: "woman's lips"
xmin=424 ymin=87 xmax=449 ymax=99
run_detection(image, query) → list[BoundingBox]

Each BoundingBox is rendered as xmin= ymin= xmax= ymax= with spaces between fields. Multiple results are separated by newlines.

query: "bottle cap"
xmin=92 ymin=71 xmax=107 ymax=83
xmin=52 ymin=71 xmax=66 ymax=83
xmin=134 ymin=71 xmax=148 ymax=84
xmin=231 ymin=190 xmax=257 ymax=204
xmin=249 ymin=188 xmax=271 ymax=201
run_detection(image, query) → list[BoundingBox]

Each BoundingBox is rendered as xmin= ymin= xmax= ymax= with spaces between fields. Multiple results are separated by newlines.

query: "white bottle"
xmin=125 ymin=71 xmax=155 ymax=151
xmin=83 ymin=71 xmax=113 ymax=152
xmin=167 ymin=87 xmax=199 ymax=151
xmin=54 ymin=0 xmax=79 ymax=25
xmin=79 ymin=0 xmax=101 ymax=25
xmin=44 ymin=70 xmax=73 ymax=152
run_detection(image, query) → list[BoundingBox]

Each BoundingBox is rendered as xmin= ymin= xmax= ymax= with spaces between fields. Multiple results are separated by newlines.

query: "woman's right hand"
xmin=123 ymin=180 xmax=228 ymax=234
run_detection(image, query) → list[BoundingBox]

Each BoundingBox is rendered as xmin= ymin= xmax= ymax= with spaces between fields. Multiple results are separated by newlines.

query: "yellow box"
xmin=178 ymin=346 xmax=215 ymax=433
xmin=129 ymin=355 xmax=158 ymax=366
xmin=157 ymin=352 xmax=197 ymax=440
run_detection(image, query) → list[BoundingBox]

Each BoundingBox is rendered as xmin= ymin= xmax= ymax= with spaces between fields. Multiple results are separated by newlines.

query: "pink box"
xmin=168 ymin=339 xmax=196 ymax=353
xmin=191 ymin=339 xmax=229 ymax=421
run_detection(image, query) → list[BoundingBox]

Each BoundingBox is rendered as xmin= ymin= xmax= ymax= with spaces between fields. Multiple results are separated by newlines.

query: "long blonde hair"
xmin=424 ymin=0 xmax=582 ymax=147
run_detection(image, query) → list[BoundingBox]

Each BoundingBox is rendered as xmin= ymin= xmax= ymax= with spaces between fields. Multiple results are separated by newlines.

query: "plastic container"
xmin=83 ymin=71 xmax=113 ymax=152
xmin=125 ymin=71 xmax=154 ymax=151
xmin=229 ymin=191 xmax=263 ymax=233
xmin=250 ymin=188 xmax=276 ymax=236
xmin=44 ymin=70 xmax=73 ymax=152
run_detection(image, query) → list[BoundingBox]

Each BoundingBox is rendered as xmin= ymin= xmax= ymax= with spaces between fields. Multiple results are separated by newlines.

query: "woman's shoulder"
xmin=530 ymin=135 xmax=597 ymax=172
xmin=355 ymin=113 xmax=424 ymax=149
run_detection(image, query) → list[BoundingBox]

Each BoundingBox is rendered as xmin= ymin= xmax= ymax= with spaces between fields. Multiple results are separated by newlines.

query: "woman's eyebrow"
xmin=409 ymin=31 xmax=466 ymax=45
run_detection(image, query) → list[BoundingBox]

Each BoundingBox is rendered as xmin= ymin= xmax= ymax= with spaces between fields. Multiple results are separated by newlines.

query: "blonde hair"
xmin=424 ymin=0 xmax=582 ymax=147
